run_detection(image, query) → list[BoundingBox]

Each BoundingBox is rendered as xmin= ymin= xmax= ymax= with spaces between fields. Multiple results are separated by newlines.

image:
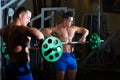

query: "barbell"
xmin=41 ymin=33 xmax=104 ymax=62
xmin=1 ymin=33 xmax=104 ymax=62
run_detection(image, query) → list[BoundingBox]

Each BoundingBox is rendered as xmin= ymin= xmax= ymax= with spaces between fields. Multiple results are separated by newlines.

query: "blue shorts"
xmin=5 ymin=62 xmax=33 ymax=80
xmin=55 ymin=52 xmax=77 ymax=71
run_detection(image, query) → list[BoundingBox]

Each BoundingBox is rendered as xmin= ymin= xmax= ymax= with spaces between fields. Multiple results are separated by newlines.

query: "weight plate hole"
xmin=44 ymin=49 xmax=52 ymax=56
xmin=49 ymin=55 xmax=53 ymax=59
xmin=48 ymin=39 xmax=52 ymax=44
xmin=55 ymin=53 xmax=59 ymax=57
xmin=43 ymin=44 xmax=48 ymax=49
xmin=54 ymin=40 xmax=58 ymax=44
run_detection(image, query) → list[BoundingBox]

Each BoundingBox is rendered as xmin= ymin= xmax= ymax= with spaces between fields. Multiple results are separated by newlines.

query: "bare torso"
xmin=53 ymin=25 xmax=76 ymax=53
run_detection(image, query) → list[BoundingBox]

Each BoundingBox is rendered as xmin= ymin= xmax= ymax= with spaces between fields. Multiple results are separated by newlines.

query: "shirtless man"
xmin=0 ymin=7 xmax=44 ymax=80
xmin=41 ymin=12 xmax=89 ymax=80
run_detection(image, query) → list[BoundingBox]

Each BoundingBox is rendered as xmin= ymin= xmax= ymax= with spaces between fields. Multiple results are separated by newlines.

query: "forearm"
xmin=28 ymin=27 xmax=44 ymax=40
xmin=41 ymin=28 xmax=53 ymax=37
xmin=78 ymin=28 xmax=89 ymax=43
xmin=82 ymin=28 xmax=89 ymax=38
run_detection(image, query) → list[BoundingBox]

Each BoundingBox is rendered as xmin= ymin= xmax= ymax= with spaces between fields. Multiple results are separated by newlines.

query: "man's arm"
xmin=28 ymin=27 xmax=44 ymax=40
xmin=41 ymin=28 xmax=53 ymax=37
xmin=28 ymin=27 xmax=44 ymax=50
xmin=75 ymin=26 xmax=89 ymax=43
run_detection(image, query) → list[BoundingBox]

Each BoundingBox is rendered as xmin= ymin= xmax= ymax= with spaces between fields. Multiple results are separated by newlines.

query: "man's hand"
xmin=79 ymin=36 xmax=86 ymax=44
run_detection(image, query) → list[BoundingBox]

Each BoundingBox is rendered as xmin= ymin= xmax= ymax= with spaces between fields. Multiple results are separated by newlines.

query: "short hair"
xmin=13 ymin=7 xmax=30 ymax=20
xmin=62 ymin=12 xmax=73 ymax=19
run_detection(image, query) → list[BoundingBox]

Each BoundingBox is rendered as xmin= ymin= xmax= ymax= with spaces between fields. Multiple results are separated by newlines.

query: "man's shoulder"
xmin=3 ymin=23 xmax=15 ymax=29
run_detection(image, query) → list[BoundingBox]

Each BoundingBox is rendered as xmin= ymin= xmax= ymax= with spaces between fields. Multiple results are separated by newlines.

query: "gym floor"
xmin=31 ymin=54 xmax=120 ymax=80
xmin=32 ymin=69 xmax=120 ymax=80
xmin=76 ymin=70 xmax=120 ymax=80
xmin=31 ymin=62 xmax=120 ymax=80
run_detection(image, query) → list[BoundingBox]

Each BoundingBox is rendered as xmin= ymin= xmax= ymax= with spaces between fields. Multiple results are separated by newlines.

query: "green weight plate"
xmin=1 ymin=42 xmax=6 ymax=54
xmin=1 ymin=42 xmax=9 ymax=60
xmin=41 ymin=36 xmax=63 ymax=62
xmin=4 ymin=53 xmax=9 ymax=60
xmin=89 ymin=33 xmax=101 ymax=50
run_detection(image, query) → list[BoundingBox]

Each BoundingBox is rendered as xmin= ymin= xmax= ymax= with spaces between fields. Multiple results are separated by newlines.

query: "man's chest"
xmin=55 ymin=28 xmax=75 ymax=38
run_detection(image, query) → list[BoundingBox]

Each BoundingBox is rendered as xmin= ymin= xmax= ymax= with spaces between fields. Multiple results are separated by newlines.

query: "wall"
xmin=22 ymin=0 xmax=33 ymax=16
xmin=107 ymin=13 xmax=120 ymax=54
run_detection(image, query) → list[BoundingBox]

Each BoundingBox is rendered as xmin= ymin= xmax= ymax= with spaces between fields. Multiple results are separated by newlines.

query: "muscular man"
xmin=42 ymin=12 xmax=89 ymax=80
xmin=0 ymin=7 xmax=44 ymax=80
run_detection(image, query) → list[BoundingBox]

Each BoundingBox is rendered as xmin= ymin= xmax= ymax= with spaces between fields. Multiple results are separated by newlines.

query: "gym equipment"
xmin=89 ymin=33 xmax=104 ymax=50
xmin=41 ymin=36 xmax=63 ymax=62
xmin=1 ymin=42 xmax=9 ymax=60
xmin=30 ymin=7 xmax=75 ymax=29
xmin=41 ymin=33 xmax=104 ymax=62
xmin=62 ymin=33 xmax=104 ymax=49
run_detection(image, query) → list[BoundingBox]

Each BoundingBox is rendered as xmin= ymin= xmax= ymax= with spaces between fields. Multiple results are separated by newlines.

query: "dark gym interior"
xmin=0 ymin=0 xmax=120 ymax=80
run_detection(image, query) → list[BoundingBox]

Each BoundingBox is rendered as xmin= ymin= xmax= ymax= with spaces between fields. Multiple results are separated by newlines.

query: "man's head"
xmin=13 ymin=7 xmax=31 ymax=26
xmin=62 ymin=12 xmax=73 ymax=19
xmin=62 ymin=12 xmax=73 ymax=27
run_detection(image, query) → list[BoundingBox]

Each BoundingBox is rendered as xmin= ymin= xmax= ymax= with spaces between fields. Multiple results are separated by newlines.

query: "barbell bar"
xmin=62 ymin=40 xmax=104 ymax=45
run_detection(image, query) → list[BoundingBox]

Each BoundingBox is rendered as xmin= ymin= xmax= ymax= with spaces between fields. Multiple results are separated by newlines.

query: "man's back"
xmin=2 ymin=25 xmax=31 ymax=62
